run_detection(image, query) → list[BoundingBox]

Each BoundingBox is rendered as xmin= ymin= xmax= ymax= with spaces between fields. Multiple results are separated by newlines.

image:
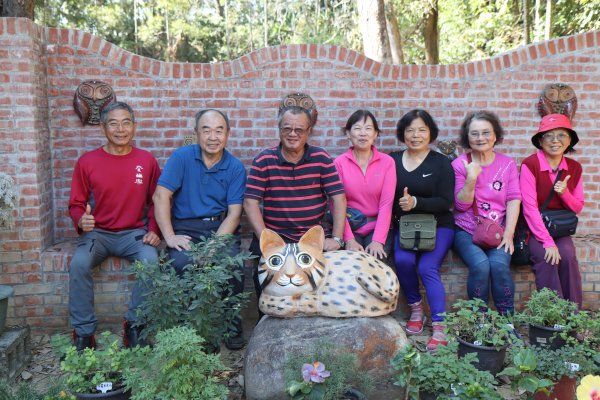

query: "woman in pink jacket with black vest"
xmin=519 ymin=114 xmax=584 ymax=309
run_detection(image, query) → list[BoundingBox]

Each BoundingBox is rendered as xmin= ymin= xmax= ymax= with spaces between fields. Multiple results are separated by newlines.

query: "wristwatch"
xmin=332 ymin=236 xmax=345 ymax=248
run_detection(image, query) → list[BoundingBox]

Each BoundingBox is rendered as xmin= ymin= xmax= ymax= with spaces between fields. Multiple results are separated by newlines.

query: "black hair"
xmin=396 ymin=109 xmax=439 ymax=142
xmin=277 ymin=106 xmax=313 ymax=129
xmin=343 ymin=110 xmax=380 ymax=134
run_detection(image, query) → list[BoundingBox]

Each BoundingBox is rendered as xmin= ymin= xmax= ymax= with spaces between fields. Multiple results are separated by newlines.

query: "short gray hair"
xmin=277 ymin=106 xmax=313 ymax=129
xmin=100 ymin=101 xmax=135 ymax=124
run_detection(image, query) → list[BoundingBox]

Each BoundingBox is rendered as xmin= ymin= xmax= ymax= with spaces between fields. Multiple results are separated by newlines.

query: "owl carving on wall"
xmin=279 ymin=92 xmax=318 ymax=126
xmin=538 ymin=83 xmax=577 ymax=120
xmin=73 ymin=80 xmax=116 ymax=125
xmin=436 ymin=140 xmax=458 ymax=161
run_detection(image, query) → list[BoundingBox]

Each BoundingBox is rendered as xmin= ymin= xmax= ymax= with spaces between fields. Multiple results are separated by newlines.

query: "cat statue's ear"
xmin=298 ymin=225 xmax=325 ymax=251
xmin=260 ymin=229 xmax=286 ymax=255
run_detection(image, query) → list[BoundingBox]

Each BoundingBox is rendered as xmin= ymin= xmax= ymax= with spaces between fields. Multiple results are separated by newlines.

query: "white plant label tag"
xmin=97 ymin=382 xmax=113 ymax=394
xmin=450 ymin=383 xmax=459 ymax=395
xmin=565 ymin=362 xmax=580 ymax=372
xmin=554 ymin=324 xmax=565 ymax=330
xmin=537 ymin=337 xmax=547 ymax=344
xmin=473 ymin=340 xmax=482 ymax=346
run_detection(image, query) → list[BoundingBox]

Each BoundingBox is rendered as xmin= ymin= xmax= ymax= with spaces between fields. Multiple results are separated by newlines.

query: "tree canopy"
xmin=32 ymin=0 xmax=600 ymax=64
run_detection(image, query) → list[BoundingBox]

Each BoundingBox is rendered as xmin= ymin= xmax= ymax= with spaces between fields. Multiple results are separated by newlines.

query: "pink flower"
xmin=302 ymin=361 xmax=331 ymax=383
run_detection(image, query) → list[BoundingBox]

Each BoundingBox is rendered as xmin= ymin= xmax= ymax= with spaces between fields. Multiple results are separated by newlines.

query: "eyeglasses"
xmin=468 ymin=130 xmax=493 ymax=138
xmin=351 ymin=125 xmax=375 ymax=134
xmin=542 ymin=132 xmax=570 ymax=142
xmin=281 ymin=127 xmax=308 ymax=136
xmin=106 ymin=120 xmax=134 ymax=130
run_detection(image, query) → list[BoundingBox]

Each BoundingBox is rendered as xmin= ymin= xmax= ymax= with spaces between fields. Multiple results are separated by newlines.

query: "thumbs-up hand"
xmin=399 ymin=187 xmax=415 ymax=212
xmin=462 ymin=158 xmax=482 ymax=181
xmin=554 ymin=175 xmax=571 ymax=195
xmin=78 ymin=203 xmax=95 ymax=232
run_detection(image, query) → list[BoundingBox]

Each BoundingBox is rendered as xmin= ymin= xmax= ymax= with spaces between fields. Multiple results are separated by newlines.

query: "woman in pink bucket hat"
xmin=519 ymin=113 xmax=584 ymax=308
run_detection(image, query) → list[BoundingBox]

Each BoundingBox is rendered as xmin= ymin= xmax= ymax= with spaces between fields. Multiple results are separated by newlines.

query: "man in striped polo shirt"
xmin=244 ymin=106 xmax=347 ymax=297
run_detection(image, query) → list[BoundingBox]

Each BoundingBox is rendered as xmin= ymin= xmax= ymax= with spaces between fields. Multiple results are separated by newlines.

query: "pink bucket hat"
xmin=532 ymin=113 xmax=579 ymax=150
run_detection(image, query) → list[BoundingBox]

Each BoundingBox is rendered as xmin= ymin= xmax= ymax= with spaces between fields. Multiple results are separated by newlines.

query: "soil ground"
xmin=16 ymin=291 xmax=520 ymax=399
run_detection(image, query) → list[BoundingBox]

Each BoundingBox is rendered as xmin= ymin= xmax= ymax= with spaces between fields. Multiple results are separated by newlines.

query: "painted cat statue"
xmin=257 ymin=226 xmax=400 ymax=318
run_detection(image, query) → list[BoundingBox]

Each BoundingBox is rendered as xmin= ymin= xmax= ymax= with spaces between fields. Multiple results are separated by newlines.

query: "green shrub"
xmin=391 ymin=342 xmax=502 ymax=400
xmin=133 ymin=233 xmax=251 ymax=351
xmin=444 ymin=298 xmax=513 ymax=349
xmin=53 ymin=331 xmax=135 ymax=395
xmin=284 ymin=339 xmax=372 ymax=400
xmin=123 ymin=326 xmax=228 ymax=400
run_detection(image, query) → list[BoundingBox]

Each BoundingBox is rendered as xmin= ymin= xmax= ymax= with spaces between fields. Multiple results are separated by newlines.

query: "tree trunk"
xmin=1 ymin=0 xmax=34 ymax=19
xmin=384 ymin=0 xmax=404 ymax=64
xmin=534 ymin=0 xmax=541 ymax=39
xmin=423 ymin=0 xmax=439 ymax=64
xmin=523 ymin=0 xmax=530 ymax=44
xmin=544 ymin=0 xmax=553 ymax=40
xmin=357 ymin=0 xmax=391 ymax=63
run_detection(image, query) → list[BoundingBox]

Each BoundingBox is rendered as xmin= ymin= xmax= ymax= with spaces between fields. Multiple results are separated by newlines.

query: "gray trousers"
xmin=69 ymin=228 xmax=158 ymax=336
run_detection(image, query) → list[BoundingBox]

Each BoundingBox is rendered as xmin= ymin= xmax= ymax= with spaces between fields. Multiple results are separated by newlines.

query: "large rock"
xmin=244 ymin=316 xmax=408 ymax=400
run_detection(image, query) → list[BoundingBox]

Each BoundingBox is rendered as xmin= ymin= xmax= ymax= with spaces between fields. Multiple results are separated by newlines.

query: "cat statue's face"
xmin=258 ymin=226 xmax=327 ymax=297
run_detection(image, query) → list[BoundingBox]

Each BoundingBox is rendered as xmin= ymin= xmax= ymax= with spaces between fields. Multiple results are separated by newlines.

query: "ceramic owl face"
xmin=279 ymin=92 xmax=318 ymax=126
xmin=538 ymin=83 xmax=577 ymax=121
xmin=73 ymin=80 xmax=116 ymax=125
xmin=437 ymin=140 xmax=458 ymax=161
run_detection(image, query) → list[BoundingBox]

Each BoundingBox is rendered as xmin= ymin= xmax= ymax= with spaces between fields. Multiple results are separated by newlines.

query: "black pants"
xmin=170 ymin=218 xmax=244 ymax=333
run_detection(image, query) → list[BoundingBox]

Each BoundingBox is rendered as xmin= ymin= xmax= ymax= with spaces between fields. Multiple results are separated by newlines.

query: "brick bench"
xmin=30 ymin=236 xmax=600 ymax=335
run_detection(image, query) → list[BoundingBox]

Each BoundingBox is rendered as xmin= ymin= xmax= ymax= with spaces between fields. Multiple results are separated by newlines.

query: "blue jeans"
xmin=453 ymin=229 xmax=514 ymax=314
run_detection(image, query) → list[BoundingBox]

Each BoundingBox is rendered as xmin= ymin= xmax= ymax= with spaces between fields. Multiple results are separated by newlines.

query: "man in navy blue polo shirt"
xmin=153 ymin=109 xmax=246 ymax=349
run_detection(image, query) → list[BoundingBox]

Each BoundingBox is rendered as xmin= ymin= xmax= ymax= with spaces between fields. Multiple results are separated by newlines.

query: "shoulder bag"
xmin=399 ymin=214 xmax=436 ymax=251
xmin=511 ymin=214 xmax=531 ymax=265
xmin=467 ymin=153 xmax=504 ymax=249
xmin=539 ymin=171 xmax=578 ymax=238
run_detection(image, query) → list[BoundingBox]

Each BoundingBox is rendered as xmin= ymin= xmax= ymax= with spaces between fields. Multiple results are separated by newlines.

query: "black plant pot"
xmin=419 ymin=391 xmax=437 ymax=400
xmin=457 ymin=337 xmax=508 ymax=377
xmin=75 ymin=387 xmax=131 ymax=400
xmin=342 ymin=388 xmax=367 ymax=400
xmin=528 ymin=323 xmax=567 ymax=350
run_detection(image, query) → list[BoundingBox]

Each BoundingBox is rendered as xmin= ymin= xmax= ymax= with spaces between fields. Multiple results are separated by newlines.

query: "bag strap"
xmin=466 ymin=153 xmax=481 ymax=217
xmin=413 ymin=231 xmax=421 ymax=251
xmin=540 ymin=170 xmax=563 ymax=212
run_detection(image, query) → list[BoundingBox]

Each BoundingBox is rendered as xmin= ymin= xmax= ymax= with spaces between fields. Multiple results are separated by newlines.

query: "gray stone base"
xmin=244 ymin=316 xmax=407 ymax=400
xmin=0 ymin=326 xmax=32 ymax=381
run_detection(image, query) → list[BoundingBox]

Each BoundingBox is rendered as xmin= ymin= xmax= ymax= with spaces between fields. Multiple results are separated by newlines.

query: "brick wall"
xmin=1 ymin=17 xmax=599 ymax=333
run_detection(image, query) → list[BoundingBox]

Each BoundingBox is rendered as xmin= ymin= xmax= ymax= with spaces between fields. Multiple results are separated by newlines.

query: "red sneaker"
xmin=405 ymin=315 xmax=426 ymax=335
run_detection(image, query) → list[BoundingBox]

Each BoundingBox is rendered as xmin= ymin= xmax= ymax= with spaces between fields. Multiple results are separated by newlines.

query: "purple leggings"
xmin=393 ymin=227 xmax=454 ymax=322
xmin=529 ymin=235 xmax=582 ymax=309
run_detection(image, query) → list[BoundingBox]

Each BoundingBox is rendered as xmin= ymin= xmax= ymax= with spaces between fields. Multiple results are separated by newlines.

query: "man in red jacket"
xmin=68 ymin=101 xmax=161 ymax=351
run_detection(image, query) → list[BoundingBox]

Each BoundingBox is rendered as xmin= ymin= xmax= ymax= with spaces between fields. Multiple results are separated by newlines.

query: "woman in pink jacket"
xmin=519 ymin=114 xmax=584 ymax=308
xmin=334 ymin=110 xmax=396 ymax=260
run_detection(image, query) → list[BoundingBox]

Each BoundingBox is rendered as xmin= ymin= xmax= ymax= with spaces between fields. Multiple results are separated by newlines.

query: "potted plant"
xmin=284 ymin=339 xmax=372 ymax=400
xmin=391 ymin=341 xmax=502 ymax=400
xmin=122 ymin=326 xmax=229 ymax=400
xmin=0 ymin=172 xmax=16 ymax=333
xmin=516 ymin=288 xmax=578 ymax=350
xmin=444 ymin=298 xmax=514 ymax=376
xmin=132 ymin=233 xmax=251 ymax=353
xmin=500 ymin=343 xmax=598 ymax=400
xmin=53 ymin=331 xmax=136 ymax=399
